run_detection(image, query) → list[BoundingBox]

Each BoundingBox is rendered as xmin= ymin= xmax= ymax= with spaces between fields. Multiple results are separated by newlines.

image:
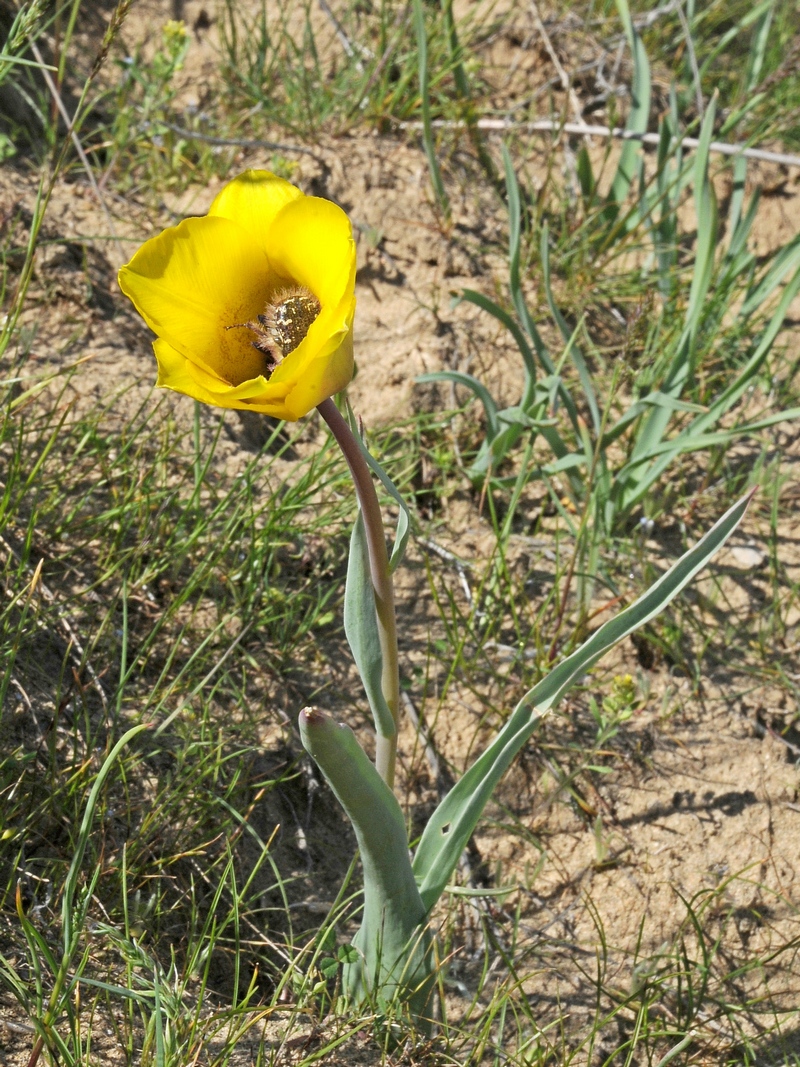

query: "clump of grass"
xmin=0 ymin=369 xmax=371 ymax=1045
xmin=636 ymin=0 xmax=800 ymax=150
xmin=422 ymin=4 xmax=800 ymax=634
xmin=218 ymin=0 xmax=493 ymax=136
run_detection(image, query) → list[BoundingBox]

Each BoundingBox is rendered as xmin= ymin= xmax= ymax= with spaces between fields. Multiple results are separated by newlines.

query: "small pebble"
xmin=726 ymin=545 xmax=767 ymax=570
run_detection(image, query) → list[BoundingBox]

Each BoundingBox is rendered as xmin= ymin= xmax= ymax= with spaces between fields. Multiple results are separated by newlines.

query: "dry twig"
xmin=401 ymin=116 xmax=800 ymax=169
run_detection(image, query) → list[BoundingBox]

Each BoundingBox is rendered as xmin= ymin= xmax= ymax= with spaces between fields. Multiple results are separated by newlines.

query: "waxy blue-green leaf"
xmin=458 ymin=288 xmax=538 ymax=406
xmin=298 ymin=709 xmax=433 ymax=1023
xmin=343 ymin=513 xmax=395 ymax=740
xmin=346 ymin=408 xmax=411 ymax=573
xmin=502 ymin=143 xmax=549 ymax=370
xmin=412 ymin=0 xmax=448 ymax=222
xmin=412 ymin=491 xmax=753 ymax=911
xmin=739 ymin=235 xmax=800 ymax=321
xmin=684 ymin=98 xmax=719 ymax=353
xmin=698 ymin=0 xmax=774 ymax=82
xmin=635 ymin=101 xmax=718 ymax=452
xmin=540 ymin=224 xmax=600 ymax=434
xmin=724 ymin=155 xmax=756 ymax=267
xmin=501 ymin=147 xmax=586 ymax=438
xmin=615 ymin=263 xmax=800 ymax=513
xmin=417 ymin=370 xmax=500 ymax=439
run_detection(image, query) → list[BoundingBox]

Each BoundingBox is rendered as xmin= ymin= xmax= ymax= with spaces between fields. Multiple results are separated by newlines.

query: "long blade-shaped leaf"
xmin=626 ymin=103 xmax=719 ymax=483
xmin=621 ymin=407 xmax=800 ymax=463
xmin=459 ymin=288 xmax=538 ymax=405
xmin=540 ymin=225 xmax=601 ymax=434
xmin=344 ymin=514 xmax=395 ymax=739
xmin=502 ymin=143 xmax=549 ymax=367
xmin=412 ymin=0 xmax=449 ymax=220
xmin=412 ymin=491 xmax=753 ymax=911
xmin=617 ymin=264 xmax=800 ymax=512
xmin=698 ymin=0 xmax=774 ymax=81
xmin=683 ymin=99 xmax=719 ymax=354
xmin=417 ymin=370 xmax=500 ymax=438
xmin=652 ymin=111 xmax=680 ymax=295
xmin=740 ymin=235 xmax=800 ymax=320
xmin=725 ymin=155 xmax=756 ymax=265
xmin=62 ymin=723 xmax=152 ymax=952
xmin=299 ymin=709 xmax=433 ymax=1019
xmin=347 ymin=409 xmax=411 ymax=573
xmin=605 ymin=0 xmax=651 ymax=214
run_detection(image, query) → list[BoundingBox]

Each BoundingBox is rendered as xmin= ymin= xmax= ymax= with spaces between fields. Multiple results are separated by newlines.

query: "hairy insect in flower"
xmin=226 ymin=286 xmax=322 ymax=377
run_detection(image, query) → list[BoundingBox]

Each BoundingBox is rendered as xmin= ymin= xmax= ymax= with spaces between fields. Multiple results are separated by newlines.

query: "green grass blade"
xmin=618 ymin=261 xmax=800 ymax=512
xmin=540 ymin=224 xmax=600 ymax=433
xmin=412 ymin=0 xmax=449 ymax=221
xmin=605 ymin=0 xmax=651 ymax=213
xmin=412 ymin=491 xmax=753 ymax=910
xmin=417 ymin=370 xmax=501 ymax=438
xmin=626 ymin=102 xmax=719 ymax=478
xmin=502 ymin=144 xmax=549 ymax=366
xmin=739 ymin=236 xmax=800 ymax=320
xmin=697 ymin=0 xmax=774 ymax=83
xmin=622 ymin=407 xmax=800 ymax=463
xmin=725 ymin=156 xmax=758 ymax=266
xmin=663 ymin=264 xmax=800 ymax=446
xmin=602 ymin=394 xmax=702 ymax=451
xmin=576 ymin=145 xmax=596 ymax=206
xmin=539 ymin=452 xmax=587 ymax=476
xmin=61 ymin=723 xmax=152 ymax=954
xmin=652 ymin=113 xmax=680 ymax=295
xmin=440 ymin=0 xmax=469 ymax=99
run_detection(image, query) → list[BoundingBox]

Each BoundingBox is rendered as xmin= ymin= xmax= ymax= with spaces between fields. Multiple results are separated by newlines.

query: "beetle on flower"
xmin=118 ymin=169 xmax=356 ymax=421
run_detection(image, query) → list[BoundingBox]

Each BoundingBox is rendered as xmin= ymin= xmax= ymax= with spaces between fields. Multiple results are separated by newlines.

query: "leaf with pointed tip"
xmin=346 ymin=408 xmax=411 ymax=573
xmin=605 ymin=0 xmax=650 ymax=214
xmin=417 ymin=370 xmax=500 ymax=438
xmin=412 ymin=491 xmax=753 ymax=911
xmin=343 ymin=514 xmax=394 ymax=740
xmin=298 ymin=708 xmax=433 ymax=1024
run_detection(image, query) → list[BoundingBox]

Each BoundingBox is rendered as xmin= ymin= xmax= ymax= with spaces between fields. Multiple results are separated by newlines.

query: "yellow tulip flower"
xmin=118 ymin=170 xmax=356 ymax=421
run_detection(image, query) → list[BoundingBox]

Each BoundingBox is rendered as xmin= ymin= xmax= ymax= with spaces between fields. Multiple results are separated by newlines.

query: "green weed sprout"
xmin=118 ymin=169 xmax=753 ymax=1031
xmin=421 ymin=0 xmax=800 ymax=564
xmin=105 ymin=19 xmax=191 ymax=188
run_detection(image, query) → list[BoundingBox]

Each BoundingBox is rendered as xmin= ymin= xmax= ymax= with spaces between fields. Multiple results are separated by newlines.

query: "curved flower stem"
xmin=317 ymin=398 xmax=400 ymax=787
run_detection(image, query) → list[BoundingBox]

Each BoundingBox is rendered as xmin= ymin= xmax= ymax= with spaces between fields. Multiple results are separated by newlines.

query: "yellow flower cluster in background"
xmin=119 ymin=170 xmax=356 ymax=421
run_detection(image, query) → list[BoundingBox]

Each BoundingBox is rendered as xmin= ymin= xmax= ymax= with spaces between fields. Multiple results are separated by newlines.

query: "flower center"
xmin=226 ymin=285 xmax=321 ymax=378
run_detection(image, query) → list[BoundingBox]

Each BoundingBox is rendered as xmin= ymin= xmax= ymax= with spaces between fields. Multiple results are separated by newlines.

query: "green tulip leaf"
xmin=343 ymin=513 xmax=395 ymax=740
xmin=298 ymin=708 xmax=434 ymax=1023
xmin=412 ymin=490 xmax=753 ymax=911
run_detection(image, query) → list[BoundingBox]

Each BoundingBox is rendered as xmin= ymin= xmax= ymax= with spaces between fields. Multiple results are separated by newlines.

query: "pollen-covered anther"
xmin=226 ymin=285 xmax=322 ymax=377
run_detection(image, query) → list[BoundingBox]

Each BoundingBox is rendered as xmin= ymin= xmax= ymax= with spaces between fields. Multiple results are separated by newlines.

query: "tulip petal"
xmin=154 ymin=338 xmax=298 ymax=418
xmin=119 ymin=169 xmax=357 ymax=421
xmin=268 ymin=195 xmax=356 ymax=310
xmin=283 ymin=322 xmax=355 ymax=420
xmin=153 ymin=338 xmax=225 ymax=406
xmin=185 ymin=354 xmax=292 ymax=403
xmin=208 ymin=169 xmax=303 ymax=236
xmin=119 ymin=216 xmax=274 ymax=386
